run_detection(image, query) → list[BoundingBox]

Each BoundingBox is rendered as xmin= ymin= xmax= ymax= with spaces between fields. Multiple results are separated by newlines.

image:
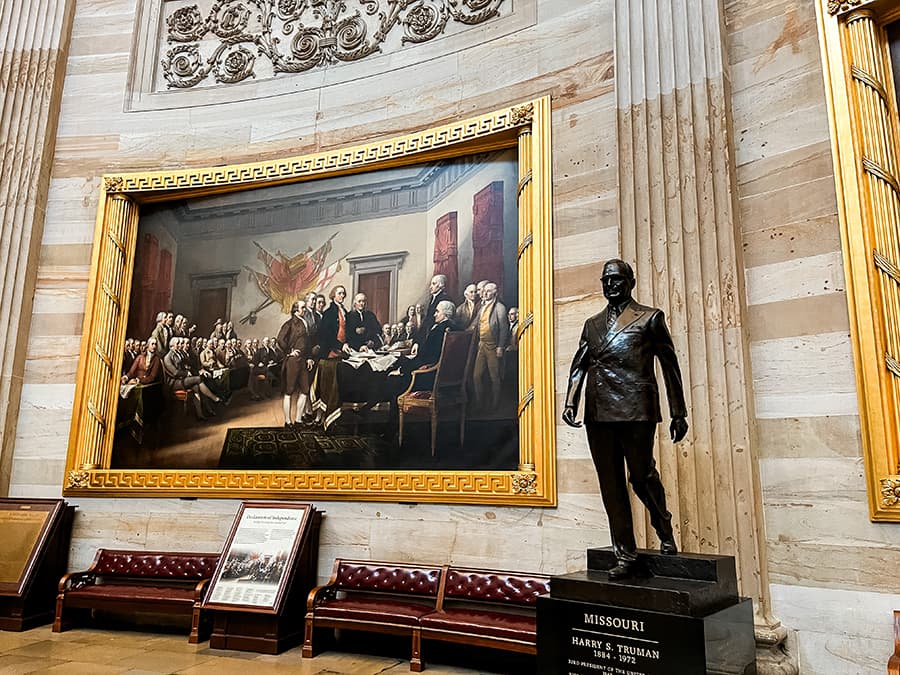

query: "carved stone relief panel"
xmin=126 ymin=0 xmax=535 ymax=111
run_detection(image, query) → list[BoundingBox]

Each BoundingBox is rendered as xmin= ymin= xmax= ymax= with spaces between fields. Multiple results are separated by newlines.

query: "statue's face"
xmin=601 ymin=262 xmax=634 ymax=303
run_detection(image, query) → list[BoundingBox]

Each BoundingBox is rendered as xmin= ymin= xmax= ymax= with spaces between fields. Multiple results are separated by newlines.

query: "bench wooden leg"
xmin=52 ymin=595 xmax=67 ymax=633
xmin=189 ymin=606 xmax=211 ymax=644
xmin=410 ymin=628 xmax=424 ymax=672
xmin=301 ymin=615 xmax=317 ymax=658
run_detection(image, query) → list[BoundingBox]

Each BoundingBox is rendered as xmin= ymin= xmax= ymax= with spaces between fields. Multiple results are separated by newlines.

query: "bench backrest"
xmin=91 ymin=549 xmax=220 ymax=581
xmin=332 ymin=559 xmax=443 ymax=597
xmin=443 ymin=567 xmax=550 ymax=606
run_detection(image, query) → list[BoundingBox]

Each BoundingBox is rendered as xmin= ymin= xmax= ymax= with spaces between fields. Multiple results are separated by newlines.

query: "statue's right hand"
xmin=562 ymin=406 xmax=582 ymax=428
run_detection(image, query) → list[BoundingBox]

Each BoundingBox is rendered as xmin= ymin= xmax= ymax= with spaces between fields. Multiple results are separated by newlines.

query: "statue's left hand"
xmin=670 ymin=416 xmax=689 ymax=442
xmin=562 ymin=406 xmax=582 ymax=428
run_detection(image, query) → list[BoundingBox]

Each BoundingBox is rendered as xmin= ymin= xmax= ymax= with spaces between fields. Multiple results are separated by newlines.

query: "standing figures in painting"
xmin=420 ymin=274 xmax=452 ymax=340
xmin=472 ymin=282 xmax=509 ymax=409
xmin=320 ymin=285 xmax=350 ymax=358
xmin=562 ymin=259 xmax=689 ymax=579
xmin=111 ymin=150 xmax=523 ymax=473
xmin=455 ymin=283 xmax=480 ymax=330
xmin=277 ymin=300 xmax=315 ymax=428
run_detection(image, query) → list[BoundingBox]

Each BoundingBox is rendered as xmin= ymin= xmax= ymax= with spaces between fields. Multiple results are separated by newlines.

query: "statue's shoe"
xmin=607 ymin=560 xmax=635 ymax=579
xmin=660 ymin=539 xmax=678 ymax=555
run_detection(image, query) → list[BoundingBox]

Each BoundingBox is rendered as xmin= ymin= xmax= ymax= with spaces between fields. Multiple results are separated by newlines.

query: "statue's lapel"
xmin=597 ymin=302 xmax=642 ymax=352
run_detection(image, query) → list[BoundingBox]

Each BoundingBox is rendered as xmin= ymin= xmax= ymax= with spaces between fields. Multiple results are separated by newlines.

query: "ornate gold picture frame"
xmin=818 ymin=1 xmax=900 ymax=519
xmin=63 ymin=97 xmax=556 ymax=505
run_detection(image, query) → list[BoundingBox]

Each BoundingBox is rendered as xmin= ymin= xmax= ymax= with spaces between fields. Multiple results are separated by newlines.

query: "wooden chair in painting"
xmin=397 ymin=330 xmax=476 ymax=456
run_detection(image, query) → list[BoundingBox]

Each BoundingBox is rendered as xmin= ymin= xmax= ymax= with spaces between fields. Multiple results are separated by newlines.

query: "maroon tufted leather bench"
xmin=303 ymin=559 xmax=444 ymax=671
xmin=52 ymin=549 xmax=220 ymax=643
xmin=303 ymin=559 xmax=550 ymax=671
xmin=420 ymin=566 xmax=550 ymax=659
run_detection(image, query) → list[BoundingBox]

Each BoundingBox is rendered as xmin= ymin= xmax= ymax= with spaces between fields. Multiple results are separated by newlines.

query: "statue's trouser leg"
xmin=620 ymin=422 xmax=675 ymax=542
xmin=586 ymin=422 xmax=638 ymax=562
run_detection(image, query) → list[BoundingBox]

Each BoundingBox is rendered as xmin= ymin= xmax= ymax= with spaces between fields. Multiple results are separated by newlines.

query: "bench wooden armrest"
xmin=58 ymin=572 xmax=96 ymax=593
xmin=193 ymin=578 xmax=211 ymax=603
xmin=306 ymin=584 xmax=337 ymax=612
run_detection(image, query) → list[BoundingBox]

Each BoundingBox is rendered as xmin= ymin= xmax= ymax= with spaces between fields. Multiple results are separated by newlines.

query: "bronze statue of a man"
xmin=563 ymin=259 xmax=688 ymax=579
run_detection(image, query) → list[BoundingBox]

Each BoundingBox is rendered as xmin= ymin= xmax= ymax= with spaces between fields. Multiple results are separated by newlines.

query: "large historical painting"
xmin=113 ymin=151 xmax=520 ymax=473
xmin=64 ymin=99 xmax=556 ymax=504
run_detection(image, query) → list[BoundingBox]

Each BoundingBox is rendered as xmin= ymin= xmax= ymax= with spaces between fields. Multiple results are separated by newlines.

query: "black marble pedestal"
xmin=537 ymin=547 xmax=756 ymax=675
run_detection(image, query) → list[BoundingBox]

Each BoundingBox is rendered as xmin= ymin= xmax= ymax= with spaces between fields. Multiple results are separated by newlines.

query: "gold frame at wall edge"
xmin=818 ymin=0 xmax=900 ymax=520
xmin=62 ymin=97 xmax=557 ymax=506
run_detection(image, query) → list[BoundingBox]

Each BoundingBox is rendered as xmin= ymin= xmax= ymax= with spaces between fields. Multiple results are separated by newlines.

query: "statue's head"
xmin=601 ymin=259 xmax=635 ymax=304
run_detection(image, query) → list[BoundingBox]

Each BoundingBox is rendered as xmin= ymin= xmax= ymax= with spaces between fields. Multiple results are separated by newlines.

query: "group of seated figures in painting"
xmin=118 ymin=274 xmax=520 ymax=436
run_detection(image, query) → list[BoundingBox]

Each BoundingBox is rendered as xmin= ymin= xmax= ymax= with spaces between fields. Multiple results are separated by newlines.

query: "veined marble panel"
xmin=760 ymin=457 xmax=866 ymax=500
xmin=755 ymin=415 xmax=861 ymax=459
xmin=733 ymin=101 xmax=830 ymax=167
xmin=745 ymin=251 xmax=846 ymax=306
xmin=747 ymin=293 xmax=850 ymax=342
xmin=750 ymin=332 xmax=858 ymax=418
xmin=742 ymin=215 xmax=841 ymax=268
xmin=727 ymin=6 xmax=819 ymax=89
xmin=770 ymin=583 xmax=898 ymax=675
xmin=739 ymin=176 xmax=838 ymax=240
xmin=737 ymin=139 xmax=835 ymax=198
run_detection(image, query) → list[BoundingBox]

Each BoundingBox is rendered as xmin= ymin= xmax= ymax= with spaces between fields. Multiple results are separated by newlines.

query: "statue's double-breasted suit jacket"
xmin=565 ymin=300 xmax=686 ymax=423
xmin=565 ymin=299 xmax=687 ymax=562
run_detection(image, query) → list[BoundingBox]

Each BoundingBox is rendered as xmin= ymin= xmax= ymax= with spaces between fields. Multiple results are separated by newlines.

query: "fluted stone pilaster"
xmin=615 ymin=0 xmax=792 ymax=669
xmin=0 ymin=0 xmax=75 ymax=494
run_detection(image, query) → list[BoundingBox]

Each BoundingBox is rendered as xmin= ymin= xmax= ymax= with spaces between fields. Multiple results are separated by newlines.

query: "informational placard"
xmin=0 ymin=510 xmax=50 ymax=585
xmin=0 ymin=500 xmax=65 ymax=597
xmin=205 ymin=503 xmax=312 ymax=612
xmin=537 ymin=597 xmax=708 ymax=675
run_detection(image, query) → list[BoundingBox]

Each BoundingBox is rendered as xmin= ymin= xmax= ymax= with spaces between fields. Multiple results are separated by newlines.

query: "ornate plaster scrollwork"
xmin=162 ymin=0 xmax=506 ymax=89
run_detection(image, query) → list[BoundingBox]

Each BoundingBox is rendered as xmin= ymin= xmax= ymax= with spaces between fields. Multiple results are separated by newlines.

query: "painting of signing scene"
xmin=113 ymin=149 xmax=520 ymax=473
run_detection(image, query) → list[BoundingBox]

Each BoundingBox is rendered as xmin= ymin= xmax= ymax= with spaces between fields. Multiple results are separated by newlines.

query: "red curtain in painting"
xmin=472 ymin=181 xmax=504 ymax=296
xmin=129 ymin=233 xmax=160 ymax=338
xmin=128 ymin=235 xmax=174 ymax=339
xmin=155 ymin=249 xmax=173 ymax=319
xmin=433 ymin=211 xmax=459 ymax=299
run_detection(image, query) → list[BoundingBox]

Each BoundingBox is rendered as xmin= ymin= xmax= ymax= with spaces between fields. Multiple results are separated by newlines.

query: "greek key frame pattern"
xmin=104 ymin=106 xmax=531 ymax=196
xmin=66 ymin=98 xmax=557 ymax=506
xmin=68 ymin=469 xmax=514 ymax=495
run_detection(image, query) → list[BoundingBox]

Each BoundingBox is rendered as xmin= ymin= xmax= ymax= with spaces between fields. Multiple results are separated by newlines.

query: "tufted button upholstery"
xmin=442 ymin=568 xmax=550 ymax=605
xmin=304 ymin=560 xmax=552 ymax=667
xmin=93 ymin=550 xmax=220 ymax=580
xmin=335 ymin=562 xmax=442 ymax=597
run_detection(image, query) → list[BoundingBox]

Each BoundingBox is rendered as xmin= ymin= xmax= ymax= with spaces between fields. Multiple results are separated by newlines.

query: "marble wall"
xmin=7 ymin=0 xmax=900 ymax=672
xmin=14 ymin=0 xmax=620 ymax=574
xmin=726 ymin=0 xmax=900 ymax=672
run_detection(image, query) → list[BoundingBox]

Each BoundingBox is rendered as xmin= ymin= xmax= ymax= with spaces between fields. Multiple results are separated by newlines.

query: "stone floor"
xmin=0 ymin=625 xmax=523 ymax=674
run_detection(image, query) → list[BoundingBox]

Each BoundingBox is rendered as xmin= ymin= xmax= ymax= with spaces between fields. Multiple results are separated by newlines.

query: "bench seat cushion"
xmin=315 ymin=596 xmax=436 ymax=626
xmin=420 ymin=608 xmax=536 ymax=642
xmin=65 ymin=584 xmax=196 ymax=605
